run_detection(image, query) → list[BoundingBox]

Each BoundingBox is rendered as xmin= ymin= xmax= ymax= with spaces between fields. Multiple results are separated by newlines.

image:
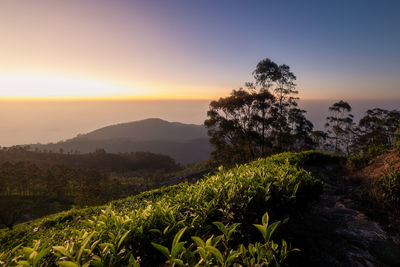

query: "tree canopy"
xmin=325 ymin=100 xmax=355 ymax=154
xmin=205 ymin=58 xmax=313 ymax=166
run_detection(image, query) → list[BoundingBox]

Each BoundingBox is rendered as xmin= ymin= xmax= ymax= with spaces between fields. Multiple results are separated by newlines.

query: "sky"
xmin=0 ymin=0 xmax=399 ymax=100
xmin=0 ymin=1 xmax=399 ymax=146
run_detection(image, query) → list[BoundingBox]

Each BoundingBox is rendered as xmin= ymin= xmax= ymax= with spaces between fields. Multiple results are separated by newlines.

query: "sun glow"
xmin=0 ymin=74 xmax=143 ymax=99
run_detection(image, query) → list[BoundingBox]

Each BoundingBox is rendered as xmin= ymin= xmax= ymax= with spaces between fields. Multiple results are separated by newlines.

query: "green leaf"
xmin=151 ymin=242 xmax=170 ymax=259
xmin=191 ymin=236 xmax=205 ymax=248
xmin=172 ymin=227 xmax=187 ymax=248
xmin=163 ymin=225 xmax=170 ymax=235
xmin=52 ymin=246 xmax=70 ymax=257
xmin=90 ymin=240 xmax=100 ymax=252
xmin=205 ymin=235 xmax=214 ymax=247
xmin=16 ymin=260 xmax=30 ymax=267
xmin=171 ymin=242 xmax=185 ymax=258
xmin=170 ymin=258 xmax=184 ymax=266
xmin=117 ymin=230 xmax=131 ymax=250
xmin=265 ymin=221 xmax=280 ymax=242
xmin=21 ymin=247 xmax=34 ymax=258
xmin=213 ymin=221 xmax=227 ymax=237
xmin=292 ymin=183 xmax=299 ymax=196
xmin=227 ymin=223 xmax=241 ymax=239
xmin=206 ymin=246 xmax=224 ymax=265
xmin=149 ymin=229 xmax=162 ymax=235
xmin=57 ymin=261 xmax=79 ymax=267
xmin=226 ymin=251 xmax=240 ymax=264
xmin=33 ymin=248 xmax=50 ymax=266
xmin=261 ymin=212 xmax=269 ymax=226
xmin=211 ymin=235 xmax=223 ymax=247
xmin=253 ymin=224 xmax=267 ymax=241
xmin=77 ymin=231 xmax=94 ymax=263
xmin=195 ymin=247 xmax=207 ymax=261
xmin=90 ymin=261 xmax=104 ymax=267
xmin=11 ymin=243 xmax=23 ymax=254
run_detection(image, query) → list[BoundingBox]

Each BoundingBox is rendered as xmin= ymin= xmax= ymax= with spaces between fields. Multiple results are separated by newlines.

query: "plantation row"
xmin=0 ymin=151 xmax=334 ymax=266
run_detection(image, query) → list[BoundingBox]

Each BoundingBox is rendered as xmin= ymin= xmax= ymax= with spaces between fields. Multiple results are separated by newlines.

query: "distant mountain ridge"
xmin=31 ymin=118 xmax=212 ymax=164
xmin=74 ymin=118 xmax=208 ymax=141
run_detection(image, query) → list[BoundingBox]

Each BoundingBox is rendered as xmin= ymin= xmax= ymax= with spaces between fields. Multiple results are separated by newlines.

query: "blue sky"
xmin=141 ymin=0 xmax=400 ymax=98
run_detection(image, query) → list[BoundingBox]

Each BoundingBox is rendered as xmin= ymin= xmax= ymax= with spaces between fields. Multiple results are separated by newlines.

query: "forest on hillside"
xmin=0 ymin=147 xmax=181 ymax=174
xmin=0 ymin=148 xmax=212 ymax=229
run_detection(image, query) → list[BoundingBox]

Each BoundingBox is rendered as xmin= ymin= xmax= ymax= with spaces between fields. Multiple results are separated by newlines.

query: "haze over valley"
xmin=1 ymin=99 xmax=399 ymax=148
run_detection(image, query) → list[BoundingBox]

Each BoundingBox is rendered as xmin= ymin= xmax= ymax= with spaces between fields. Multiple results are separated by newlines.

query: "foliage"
xmin=353 ymin=109 xmax=400 ymax=153
xmin=0 ymin=147 xmax=181 ymax=174
xmin=0 ymin=157 xmax=204 ymax=229
xmin=151 ymin=211 xmax=297 ymax=266
xmin=13 ymin=240 xmax=50 ymax=267
xmin=346 ymin=144 xmax=389 ymax=170
xmin=395 ymin=121 xmax=400 ymax=151
xmin=0 ymin=151 xmax=324 ymax=266
xmin=313 ymin=105 xmax=400 ymax=155
xmin=205 ymin=58 xmax=314 ymax=167
xmin=325 ymin=100 xmax=355 ymax=154
xmin=310 ymin=130 xmax=330 ymax=152
xmin=0 ymin=162 xmax=115 ymax=230
xmin=374 ymin=167 xmax=400 ymax=204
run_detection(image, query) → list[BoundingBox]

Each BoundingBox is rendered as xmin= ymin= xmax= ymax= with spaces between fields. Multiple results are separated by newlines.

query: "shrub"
xmin=374 ymin=168 xmax=400 ymax=204
xmin=374 ymin=169 xmax=400 ymax=204
xmin=347 ymin=144 xmax=389 ymax=170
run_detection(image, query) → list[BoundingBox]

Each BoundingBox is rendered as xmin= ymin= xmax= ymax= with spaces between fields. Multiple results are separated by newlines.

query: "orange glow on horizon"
xmin=0 ymin=95 xmax=215 ymax=102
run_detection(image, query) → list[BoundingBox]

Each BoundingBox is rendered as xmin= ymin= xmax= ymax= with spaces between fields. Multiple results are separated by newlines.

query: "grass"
xmin=0 ymin=151 xmax=336 ymax=266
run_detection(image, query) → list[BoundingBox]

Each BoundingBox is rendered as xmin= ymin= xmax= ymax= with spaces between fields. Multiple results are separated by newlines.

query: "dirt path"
xmin=286 ymin=164 xmax=400 ymax=267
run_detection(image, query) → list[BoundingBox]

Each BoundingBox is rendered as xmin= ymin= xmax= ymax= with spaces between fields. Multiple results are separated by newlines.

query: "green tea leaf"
xmin=151 ymin=242 xmax=170 ymax=259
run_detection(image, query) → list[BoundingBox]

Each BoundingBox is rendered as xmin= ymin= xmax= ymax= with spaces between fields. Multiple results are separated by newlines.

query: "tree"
xmin=253 ymin=59 xmax=301 ymax=151
xmin=205 ymin=58 xmax=313 ymax=166
xmin=288 ymin=108 xmax=314 ymax=150
xmin=0 ymin=197 xmax=31 ymax=230
xmin=325 ymin=100 xmax=355 ymax=154
xmin=205 ymin=88 xmax=271 ymax=166
xmin=354 ymin=108 xmax=400 ymax=152
xmin=311 ymin=130 xmax=331 ymax=152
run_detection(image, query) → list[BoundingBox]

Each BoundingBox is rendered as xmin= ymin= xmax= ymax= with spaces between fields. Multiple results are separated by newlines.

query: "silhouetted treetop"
xmin=205 ymin=58 xmax=313 ymax=166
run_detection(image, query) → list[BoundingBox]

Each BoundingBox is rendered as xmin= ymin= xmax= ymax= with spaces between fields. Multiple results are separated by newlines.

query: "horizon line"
xmin=1 ymin=96 xmax=399 ymax=102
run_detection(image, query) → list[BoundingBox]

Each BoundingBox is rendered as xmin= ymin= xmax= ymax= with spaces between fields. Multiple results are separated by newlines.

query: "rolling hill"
xmin=30 ymin=118 xmax=212 ymax=164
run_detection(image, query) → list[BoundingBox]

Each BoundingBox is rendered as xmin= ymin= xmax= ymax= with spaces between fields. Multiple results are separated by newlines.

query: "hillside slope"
xmin=4 ymin=151 xmax=399 ymax=266
xmin=0 ymin=151 xmax=325 ymax=266
xmin=30 ymin=118 xmax=212 ymax=164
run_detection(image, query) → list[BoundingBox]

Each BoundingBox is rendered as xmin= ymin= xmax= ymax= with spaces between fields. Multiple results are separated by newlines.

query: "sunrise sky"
xmin=1 ymin=0 xmax=399 ymax=100
xmin=1 ymin=0 xmax=400 ymax=146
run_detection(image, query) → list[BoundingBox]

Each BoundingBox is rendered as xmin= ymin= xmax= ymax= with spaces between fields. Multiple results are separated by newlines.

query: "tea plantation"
xmin=0 ymin=151 xmax=339 ymax=266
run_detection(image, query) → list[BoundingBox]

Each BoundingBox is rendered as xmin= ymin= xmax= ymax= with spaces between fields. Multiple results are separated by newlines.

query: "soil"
xmin=286 ymin=155 xmax=400 ymax=267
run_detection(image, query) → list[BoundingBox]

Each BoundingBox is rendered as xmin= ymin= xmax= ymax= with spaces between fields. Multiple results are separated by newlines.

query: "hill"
xmin=0 ymin=151 xmax=325 ymax=266
xmin=30 ymin=118 xmax=212 ymax=164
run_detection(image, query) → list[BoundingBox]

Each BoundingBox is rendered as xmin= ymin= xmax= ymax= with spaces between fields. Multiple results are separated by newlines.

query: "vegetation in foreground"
xmin=0 ymin=151 xmax=333 ymax=266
